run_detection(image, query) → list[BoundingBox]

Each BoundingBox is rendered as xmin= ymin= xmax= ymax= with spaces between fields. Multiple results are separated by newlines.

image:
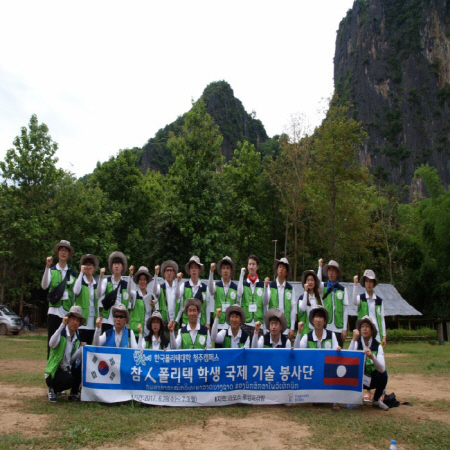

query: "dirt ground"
xmin=1 ymin=345 xmax=449 ymax=449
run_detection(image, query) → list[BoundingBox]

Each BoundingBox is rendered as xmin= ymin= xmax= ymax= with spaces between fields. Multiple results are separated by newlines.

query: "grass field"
xmin=1 ymin=335 xmax=449 ymax=450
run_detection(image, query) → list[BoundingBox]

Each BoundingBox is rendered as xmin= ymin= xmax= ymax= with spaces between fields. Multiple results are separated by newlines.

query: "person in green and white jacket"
xmin=73 ymin=254 xmax=99 ymax=345
xmin=128 ymin=265 xmax=154 ymax=337
xmin=97 ymin=251 xmax=129 ymax=333
xmin=266 ymin=258 xmax=296 ymax=340
xmin=45 ymin=305 xmax=86 ymax=403
xmin=41 ymin=240 xmax=77 ymax=357
xmin=169 ymin=298 xmax=211 ymax=349
xmin=352 ymin=270 xmax=386 ymax=347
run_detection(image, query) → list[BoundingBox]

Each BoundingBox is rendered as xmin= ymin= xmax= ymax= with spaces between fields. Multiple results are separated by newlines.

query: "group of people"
xmin=43 ymin=240 xmax=389 ymax=410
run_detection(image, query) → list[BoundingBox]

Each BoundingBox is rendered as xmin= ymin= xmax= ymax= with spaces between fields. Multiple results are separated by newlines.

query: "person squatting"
xmin=43 ymin=241 xmax=389 ymax=409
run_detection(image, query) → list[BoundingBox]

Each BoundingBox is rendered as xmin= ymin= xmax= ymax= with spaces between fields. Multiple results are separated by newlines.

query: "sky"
xmin=0 ymin=0 xmax=355 ymax=178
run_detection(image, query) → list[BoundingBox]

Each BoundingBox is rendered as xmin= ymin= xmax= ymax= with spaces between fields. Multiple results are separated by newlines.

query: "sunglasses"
xmin=113 ymin=315 xmax=126 ymax=319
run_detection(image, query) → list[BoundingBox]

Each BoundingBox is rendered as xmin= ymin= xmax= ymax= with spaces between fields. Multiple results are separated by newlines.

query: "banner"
xmin=82 ymin=346 xmax=365 ymax=406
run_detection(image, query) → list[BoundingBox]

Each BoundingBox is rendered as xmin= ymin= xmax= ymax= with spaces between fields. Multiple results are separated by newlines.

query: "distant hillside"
xmin=136 ymin=81 xmax=271 ymax=174
xmin=334 ymin=0 xmax=450 ymax=186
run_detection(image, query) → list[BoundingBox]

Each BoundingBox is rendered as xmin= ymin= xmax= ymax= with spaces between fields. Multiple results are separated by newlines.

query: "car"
xmin=0 ymin=305 xmax=24 ymax=335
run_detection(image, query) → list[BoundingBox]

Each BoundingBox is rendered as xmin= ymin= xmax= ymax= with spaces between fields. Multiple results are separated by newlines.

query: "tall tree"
xmin=151 ymin=99 xmax=225 ymax=264
xmin=0 ymin=115 xmax=65 ymax=314
xmin=266 ymin=116 xmax=311 ymax=279
xmin=217 ymin=141 xmax=276 ymax=274
xmin=306 ymin=101 xmax=372 ymax=274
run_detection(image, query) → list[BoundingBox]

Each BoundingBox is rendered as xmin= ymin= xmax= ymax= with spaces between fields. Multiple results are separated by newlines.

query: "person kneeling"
xmin=348 ymin=315 xmax=389 ymax=410
xmin=294 ymin=305 xmax=341 ymax=350
xmin=252 ymin=308 xmax=292 ymax=348
xmin=45 ymin=306 xmax=85 ymax=403
xmin=211 ymin=305 xmax=250 ymax=348
xmin=93 ymin=304 xmax=143 ymax=348
xmin=169 ymin=298 xmax=211 ymax=349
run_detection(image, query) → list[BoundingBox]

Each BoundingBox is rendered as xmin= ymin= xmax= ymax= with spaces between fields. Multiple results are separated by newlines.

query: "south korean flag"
xmin=85 ymin=351 xmax=122 ymax=384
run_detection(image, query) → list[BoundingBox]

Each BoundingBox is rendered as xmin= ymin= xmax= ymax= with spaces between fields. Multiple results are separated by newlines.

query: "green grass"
xmin=385 ymin=342 xmax=450 ymax=375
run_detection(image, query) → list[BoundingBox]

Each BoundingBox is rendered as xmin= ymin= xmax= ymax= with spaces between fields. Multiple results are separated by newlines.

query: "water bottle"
xmin=389 ymin=440 xmax=398 ymax=450
xmin=344 ymin=403 xmax=361 ymax=409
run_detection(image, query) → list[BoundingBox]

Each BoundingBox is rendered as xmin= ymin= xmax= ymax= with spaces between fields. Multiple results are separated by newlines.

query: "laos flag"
xmin=323 ymin=355 xmax=361 ymax=387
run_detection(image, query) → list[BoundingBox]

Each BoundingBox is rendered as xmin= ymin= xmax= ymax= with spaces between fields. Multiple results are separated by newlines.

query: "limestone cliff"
xmin=334 ymin=0 xmax=450 ymax=186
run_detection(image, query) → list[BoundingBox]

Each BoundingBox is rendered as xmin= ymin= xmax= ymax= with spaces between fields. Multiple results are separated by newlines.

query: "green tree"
xmin=0 ymin=115 xmax=65 ymax=314
xmin=151 ymin=99 xmax=225 ymax=264
xmin=219 ymin=141 xmax=273 ymax=273
xmin=306 ymin=101 xmax=372 ymax=275
xmin=89 ymin=149 xmax=159 ymax=266
xmin=266 ymin=117 xmax=311 ymax=279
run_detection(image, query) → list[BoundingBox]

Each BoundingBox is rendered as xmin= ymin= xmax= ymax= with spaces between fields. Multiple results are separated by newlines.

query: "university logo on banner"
xmin=85 ymin=351 xmax=121 ymax=384
xmin=323 ymin=355 xmax=360 ymax=387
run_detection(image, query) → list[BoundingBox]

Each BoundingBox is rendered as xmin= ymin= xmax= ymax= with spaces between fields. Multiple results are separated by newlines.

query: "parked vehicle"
xmin=0 ymin=305 xmax=24 ymax=335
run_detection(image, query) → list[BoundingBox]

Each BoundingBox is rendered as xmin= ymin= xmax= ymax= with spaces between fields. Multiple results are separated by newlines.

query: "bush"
xmin=387 ymin=327 xmax=437 ymax=342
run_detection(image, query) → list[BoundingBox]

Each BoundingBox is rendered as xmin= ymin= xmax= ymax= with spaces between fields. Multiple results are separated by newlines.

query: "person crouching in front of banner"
xmin=211 ymin=305 xmax=250 ymax=348
xmin=45 ymin=306 xmax=86 ymax=403
xmin=93 ymin=304 xmax=143 ymax=349
xmin=348 ymin=316 xmax=389 ymax=410
xmin=144 ymin=311 xmax=170 ymax=350
xmin=252 ymin=308 xmax=292 ymax=348
xmin=168 ymin=298 xmax=211 ymax=349
xmin=294 ymin=305 xmax=341 ymax=350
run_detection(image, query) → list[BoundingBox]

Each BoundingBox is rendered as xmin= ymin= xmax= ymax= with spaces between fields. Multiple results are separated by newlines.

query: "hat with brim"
xmin=274 ymin=258 xmax=291 ymax=279
xmin=302 ymin=270 xmax=319 ymax=287
xmin=54 ymin=240 xmax=74 ymax=259
xmin=112 ymin=304 xmax=130 ymax=324
xmin=360 ymin=269 xmax=378 ymax=288
xmin=108 ymin=251 xmax=128 ymax=275
xmin=264 ymin=308 xmax=287 ymax=333
xmin=225 ymin=305 xmax=245 ymax=323
xmin=323 ymin=260 xmax=343 ymax=279
xmin=308 ymin=305 xmax=329 ymax=326
xmin=161 ymin=260 xmax=178 ymax=277
xmin=66 ymin=305 xmax=86 ymax=326
xmin=146 ymin=311 xmax=165 ymax=330
xmin=217 ymin=256 xmax=235 ymax=278
xmin=183 ymin=298 xmax=203 ymax=315
xmin=133 ymin=266 xmax=153 ymax=285
xmin=356 ymin=315 xmax=377 ymax=338
xmin=80 ymin=254 xmax=99 ymax=271
xmin=185 ymin=256 xmax=205 ymax=275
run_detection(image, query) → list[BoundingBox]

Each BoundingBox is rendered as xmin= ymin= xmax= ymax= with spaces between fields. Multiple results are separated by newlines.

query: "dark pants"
xmin=365 ymin=370 xmax=388 ymax=401
xmin=78 ymin=329 xmax=95 ymax=345
xmin=101 ymin=323 xmax=113 ymax=334
xmin=47 ymin=314 xmax=63 ymax=359
xmin=335 ymin=332 xmax=344 ymax=348
xmin=46 ymin=365 xmax=81 ymax=395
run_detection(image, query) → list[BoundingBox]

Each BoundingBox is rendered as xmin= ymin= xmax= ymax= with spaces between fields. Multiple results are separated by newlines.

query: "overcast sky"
xmin=0 ymin=0 xmax=355 ymax=178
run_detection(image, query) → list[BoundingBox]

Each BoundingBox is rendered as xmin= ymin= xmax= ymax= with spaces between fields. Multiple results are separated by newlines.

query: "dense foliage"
xmin=1 ymin=93 xmax=448 ymax=321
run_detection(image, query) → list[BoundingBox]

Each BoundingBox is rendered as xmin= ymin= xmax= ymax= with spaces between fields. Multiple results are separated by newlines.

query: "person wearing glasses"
xmin=93 ymin=304 xmax=143 ymax=348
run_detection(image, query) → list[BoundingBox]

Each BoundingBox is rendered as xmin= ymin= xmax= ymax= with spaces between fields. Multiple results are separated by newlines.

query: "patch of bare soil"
xmin=0 ymin=383 xmax=51 ymax=438
xmin=82 ymin=412 xmax=317 ymax=450
xmin=1 ymin=358 xmax=46 ymax=374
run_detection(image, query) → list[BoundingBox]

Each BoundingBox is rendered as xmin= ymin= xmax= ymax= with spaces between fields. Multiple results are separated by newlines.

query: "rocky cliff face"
xmin=334 ymin=0 xmax=450 ymax=186
xmin=139 ymin=81 xmax=269 ymax=173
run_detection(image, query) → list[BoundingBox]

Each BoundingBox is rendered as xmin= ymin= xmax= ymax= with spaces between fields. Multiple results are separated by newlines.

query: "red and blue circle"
xmin=98 ymin=360 xmax=109 ymax=376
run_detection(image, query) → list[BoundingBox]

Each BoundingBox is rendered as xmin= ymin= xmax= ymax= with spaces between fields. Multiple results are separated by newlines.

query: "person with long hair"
xmin=297 ymin=260 xmax=324 ymax=339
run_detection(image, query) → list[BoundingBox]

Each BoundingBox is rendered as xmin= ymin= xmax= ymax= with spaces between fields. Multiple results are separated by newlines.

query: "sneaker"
xmin=48 ymin=388 xmax=57 ymax=403
xmin=68 ymin=394 xmax=80 ymax=402
xmin=372 ymin=399 xmax=389 ymax=410
xmin=58 ymin=391 xmax=67 ymax=397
